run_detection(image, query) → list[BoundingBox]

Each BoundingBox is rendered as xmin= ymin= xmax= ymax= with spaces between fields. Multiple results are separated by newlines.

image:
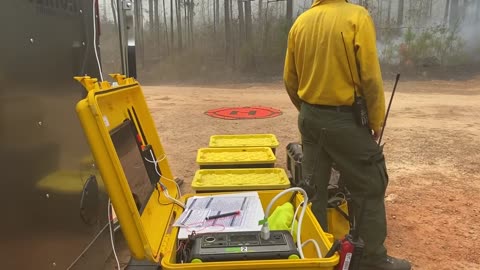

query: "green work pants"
xmin=298 ymin=102 xmax=388 ymax=263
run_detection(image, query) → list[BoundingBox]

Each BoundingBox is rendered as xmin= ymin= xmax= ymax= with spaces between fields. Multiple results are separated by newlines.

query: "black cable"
xmin=132 ymin=106 xmax=148 ymax=145
xmin=340 ymin=32 xmax=358 ymax=97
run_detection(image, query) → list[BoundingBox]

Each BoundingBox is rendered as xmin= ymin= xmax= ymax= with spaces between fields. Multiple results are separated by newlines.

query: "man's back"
xmin=283 ymin=2 xmax=412 ymax=270
xmin=284 ymin=0 xmax=385 ymax=132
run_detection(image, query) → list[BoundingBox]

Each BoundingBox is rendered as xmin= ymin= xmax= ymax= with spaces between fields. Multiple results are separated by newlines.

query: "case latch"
xmin=110 ymin=73 xmax=137 ymax=86
xmin=74 ymin=76 xmax=112 ymax=92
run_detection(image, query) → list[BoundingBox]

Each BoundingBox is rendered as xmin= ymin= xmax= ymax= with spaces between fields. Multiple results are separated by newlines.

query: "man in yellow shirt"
xmin=283 ymin=1 xmax=411 ymax=269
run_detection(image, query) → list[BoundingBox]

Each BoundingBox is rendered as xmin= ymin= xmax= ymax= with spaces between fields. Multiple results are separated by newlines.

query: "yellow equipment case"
xmin=74 ymin=75 xmax=339 ymax=270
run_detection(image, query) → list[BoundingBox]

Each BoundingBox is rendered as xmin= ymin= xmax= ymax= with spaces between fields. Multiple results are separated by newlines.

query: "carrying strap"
xmin=327 ymin=197 xmax=350 ymax=224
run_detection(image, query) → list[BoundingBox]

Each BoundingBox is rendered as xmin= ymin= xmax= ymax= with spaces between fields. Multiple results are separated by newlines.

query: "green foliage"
xmin=378 ymin=24 xmax=466 ymax=67
xmin=403 ymin=24 xmax=465 ymax=66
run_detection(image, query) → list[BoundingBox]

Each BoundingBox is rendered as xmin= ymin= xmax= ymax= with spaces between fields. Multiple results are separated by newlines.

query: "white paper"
xmin=175 ymin=191 xmax=265 ymax=239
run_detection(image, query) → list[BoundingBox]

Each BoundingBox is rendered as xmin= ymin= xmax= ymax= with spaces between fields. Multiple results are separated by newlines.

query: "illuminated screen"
xmin=109 ymin=119 xmax=154 ymax=214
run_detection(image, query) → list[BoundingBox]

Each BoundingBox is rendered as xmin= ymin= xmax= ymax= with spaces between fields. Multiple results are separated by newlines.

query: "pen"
xmin=205 ymin=211 xmax=240 ymax=220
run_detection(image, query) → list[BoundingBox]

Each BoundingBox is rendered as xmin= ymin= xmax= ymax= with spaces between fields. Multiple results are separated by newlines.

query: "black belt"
xmin=306 ymin=103 xmax=353 ymax=112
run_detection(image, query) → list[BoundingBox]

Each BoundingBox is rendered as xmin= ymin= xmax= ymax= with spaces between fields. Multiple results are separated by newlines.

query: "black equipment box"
xmin=286 ymin=143 xmax=303 ymax=185
xmin=188 ymin=230 xmax=299 ymax=262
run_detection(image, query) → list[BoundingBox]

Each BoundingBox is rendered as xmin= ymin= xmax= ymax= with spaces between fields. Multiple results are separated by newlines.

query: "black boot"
xmin=359 ymin=255 xmax=412 ymax=270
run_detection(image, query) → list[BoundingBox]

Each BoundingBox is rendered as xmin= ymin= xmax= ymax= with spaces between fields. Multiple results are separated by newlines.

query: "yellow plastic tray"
xmin=196 ymin=147 xmax=276 ymax=168
xmin=191 ymin=168 xmax=291 ymax=191
xmin=75 ymin=75 xmax=338 ymax=270
xmin=209 ymin=134 xmax=279 ymax=153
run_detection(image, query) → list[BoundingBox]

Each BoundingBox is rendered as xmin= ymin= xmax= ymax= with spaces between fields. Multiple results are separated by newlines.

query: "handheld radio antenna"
xmin=378 ymin=73 xmax=401 ymax=145
xmin=341 ymin=32 xmax=369 ymax=128
xmin=340 ymin=32 xmax=357 ymax=96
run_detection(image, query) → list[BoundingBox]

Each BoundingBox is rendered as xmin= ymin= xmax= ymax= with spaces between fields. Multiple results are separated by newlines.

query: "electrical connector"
xmin=260 ymin=222 xmax=270 ymax=240
xmin=263 ymin=187 xmax=323 ymax=259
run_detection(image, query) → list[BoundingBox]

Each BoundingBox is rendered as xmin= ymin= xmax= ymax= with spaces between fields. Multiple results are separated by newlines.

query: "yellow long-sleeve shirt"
xmin=283 ymin=0 xmax=385 ymax=132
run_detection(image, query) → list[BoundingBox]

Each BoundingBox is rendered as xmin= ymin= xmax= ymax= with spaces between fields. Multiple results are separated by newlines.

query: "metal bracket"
xmin=117 ymin=0 xmax=137 ymax=78
xmin=74 ymin=76 xmax=112 ymax=92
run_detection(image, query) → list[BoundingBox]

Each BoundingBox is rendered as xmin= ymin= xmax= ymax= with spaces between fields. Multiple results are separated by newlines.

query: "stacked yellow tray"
xmin=209 ymin=134 xmax=279 ymax=154
xmin=191 ymin=168 xmax=290 ymax=192
xmin=196 ymin=147 xmax=276 ymax=169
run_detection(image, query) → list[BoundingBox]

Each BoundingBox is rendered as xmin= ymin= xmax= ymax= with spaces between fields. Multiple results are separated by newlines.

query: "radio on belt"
xmin=188 ymin=230 xmax=300 ymax=263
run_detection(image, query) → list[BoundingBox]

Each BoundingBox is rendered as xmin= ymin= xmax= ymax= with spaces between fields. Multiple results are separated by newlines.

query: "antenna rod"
xmin=340 ymin=32 xmax=357 ymax=95
xmin=378 ymin=73 xmax=401 ymax=145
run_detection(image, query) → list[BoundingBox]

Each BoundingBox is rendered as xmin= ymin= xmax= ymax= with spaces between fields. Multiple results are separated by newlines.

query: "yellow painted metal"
xmin=36 ymin=170 xmax=104 ymax=194
xmin=75 ymin=75 xmax=178 ymax=262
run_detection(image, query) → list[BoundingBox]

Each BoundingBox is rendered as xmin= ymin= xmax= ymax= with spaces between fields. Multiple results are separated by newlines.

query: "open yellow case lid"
xmin=75 ymin=75 xmax=179 ymax=262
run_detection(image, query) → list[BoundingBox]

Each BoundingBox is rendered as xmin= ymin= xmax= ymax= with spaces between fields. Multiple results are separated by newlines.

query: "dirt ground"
xmin=122 ymin=74 xmax=480 ymax=270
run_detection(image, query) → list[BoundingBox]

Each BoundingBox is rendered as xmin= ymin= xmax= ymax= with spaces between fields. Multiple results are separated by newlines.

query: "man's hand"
xmin=372 ymin=128 xmax=382 ymax=141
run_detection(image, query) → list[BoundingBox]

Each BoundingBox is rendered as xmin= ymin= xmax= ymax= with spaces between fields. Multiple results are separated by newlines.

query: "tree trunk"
xmin=286 ymin=0 xmax=293 ymax=26
xmin=245 ymin=0 xmax=253 ymax=43
xmin=258 ymin=0 xmax=263 ymax=34
xmin=176 ymin=0 xmax=183 ymax=51
xmin=259 ymin=0 xmax=263 ymax=19
xmin=213 ymin=0 xmax=217 ymax=34
xmin=477 ymin=0 xmax=480 ymax=21
xmin=244 ymin=0 xmax=254 ymax=69
xmin=397 ymin=0 xmax=404 ymax=26
xmin=162 ymin=0 xmax=170 ymax=54
xmin=170 ymin=0 xmax=174 ymax=50
xmin=205 ymin=0 xmax=209 ymax=26
xmin=230 ymin=0 xmax=236 ymax=67
xmin=361 ymin=0 xmax=368 ymax=9
xmin=444 ymin=0 xmax=450 ymax=24
xmin=189 ymin=0 xmax=194 ymax=48
xmin=215 ymin=0 xmax=220 ymax=25
xmin=428 ymin=0 xmax=433 ymax=17
xmin=387 ymin=0 xmax=392 ymax=23
xmin=224 ymin=0 xmax=232 ymax=64
xmin=377 ymin=0 xmax=382 ymax=24
xmin=154 ymin=0 xmax=160 ymax=55
xmin=237 ymin=0 xmax=245 ymax=43
xmin=184 ymin=0 xmax=188 ymax=48
xmin=449 ymin=0 xmax=459 ymax=28
xmin=102 ymin=0 xmax=107 ymax=21
xmin=262 ymin=2 xmax=269 ymax=52
xmin=149 ymin=0 xmax=154 ymax=32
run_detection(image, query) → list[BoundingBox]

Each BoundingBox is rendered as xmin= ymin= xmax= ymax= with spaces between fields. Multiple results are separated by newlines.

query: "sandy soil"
xmin=119 ymin=75 xmax=480 ymax=270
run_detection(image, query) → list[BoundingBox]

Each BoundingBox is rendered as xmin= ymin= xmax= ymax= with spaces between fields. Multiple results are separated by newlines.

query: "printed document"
xmin=174 ymin=191 xmax=264 ymax=239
